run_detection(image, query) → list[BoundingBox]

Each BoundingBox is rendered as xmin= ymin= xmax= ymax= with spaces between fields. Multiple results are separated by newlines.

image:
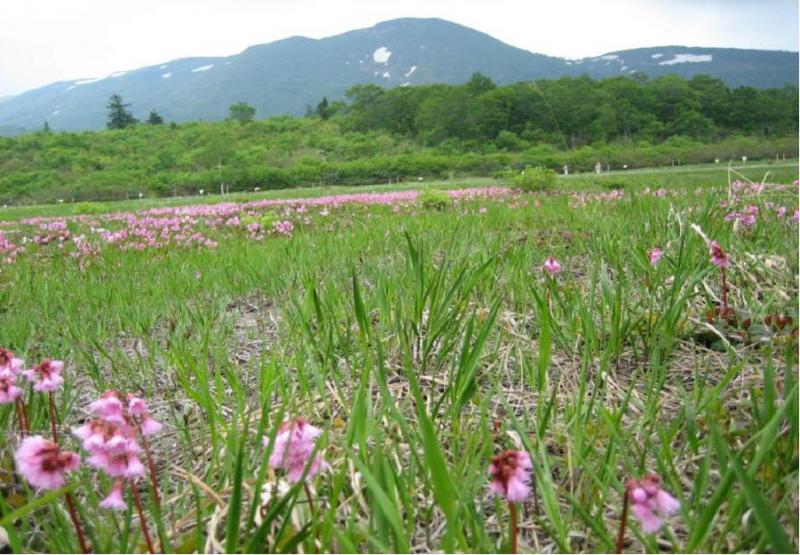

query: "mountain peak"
xmin=0 ymin=18 xmax=796 ymax=134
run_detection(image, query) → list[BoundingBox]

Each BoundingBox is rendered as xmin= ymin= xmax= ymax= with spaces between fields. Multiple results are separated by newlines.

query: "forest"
xmin=0 ymin=73 xmax=796 ymax=203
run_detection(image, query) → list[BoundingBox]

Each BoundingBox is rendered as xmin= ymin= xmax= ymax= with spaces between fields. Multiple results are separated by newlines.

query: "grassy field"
xmin=0 ymin=159 xmax=796 ymax=222
xmin=0 ymin=163 xmax=797 ymax=553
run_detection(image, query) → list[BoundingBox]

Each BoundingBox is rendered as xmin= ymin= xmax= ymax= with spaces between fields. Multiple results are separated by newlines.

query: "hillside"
xmin=0 ymin=18 xmax=796 ymax=134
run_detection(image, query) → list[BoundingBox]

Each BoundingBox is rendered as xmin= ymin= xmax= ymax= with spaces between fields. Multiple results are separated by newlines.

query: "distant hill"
xmin=0 ymin=17 xmax=796 ymax=134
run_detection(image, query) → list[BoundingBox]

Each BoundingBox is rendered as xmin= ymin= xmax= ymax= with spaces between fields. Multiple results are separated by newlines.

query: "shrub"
xmin=512 ymin=166 xmax=557 ymax=192
xmin=418 ymin=188 xmax=451 ymax=210
xmin=71 ymin=202 xmax=105 ymax=215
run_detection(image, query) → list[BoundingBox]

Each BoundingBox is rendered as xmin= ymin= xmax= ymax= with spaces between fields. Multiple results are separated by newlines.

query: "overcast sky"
xmin=0 ymin=0 xmax=797 ymax=96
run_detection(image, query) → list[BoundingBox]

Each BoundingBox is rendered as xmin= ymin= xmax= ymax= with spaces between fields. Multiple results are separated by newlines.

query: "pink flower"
xmin=22 ymin=359 xmax=64 ymax=392
xmin=627 ymin=475 xmax=680 ymax=533
xmin=139 ymin=415 xmax=162 ymax=436
xmin=649 ymin=247 xmax=663 ymax=267
xmin=14 ymin=435 xmax=80 ymax=490
xmin=126 ymin=394 xmax=162 ymax=436
xmin=267 ymin=418 xmax=327 ymax=482
xmin=0 ymin=370 xmax=22 ymax=404
xmin=793 ymin=210 xmax=799 ymax=223
xmin=0 ymin=347 xmax=24 ymax=375
xmin=100 ymin=480 xmax=127 ymax=510
xmin=709 ymin=241 xmax=730 ymax=269
xmin=543 ymin=256 xmax=562 ymax=277
xmin=89 ymin=390 xmax=125 ymax=424
xmin=489 ymin=450 xmax=533 ymax=502
xmin=74 ymin=418 xmax=145 ymax=479
xmin=126 ymin=395 xmax=148 ymax=417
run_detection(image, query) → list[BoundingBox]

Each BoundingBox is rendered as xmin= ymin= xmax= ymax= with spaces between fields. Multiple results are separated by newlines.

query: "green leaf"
xmin=225 ymin=436 xmax=245 ymax=553
xmin=0 ymin=482 xmax=78 ymax=528
xmin=731 ymin=456 xmax=794 ymax=553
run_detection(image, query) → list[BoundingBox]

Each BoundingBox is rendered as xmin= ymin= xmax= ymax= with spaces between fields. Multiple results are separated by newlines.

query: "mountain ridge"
xmin=0 ymin=17 xmax=796 ymax=134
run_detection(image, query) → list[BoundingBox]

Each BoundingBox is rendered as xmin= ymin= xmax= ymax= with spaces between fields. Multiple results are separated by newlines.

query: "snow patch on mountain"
xmin=110 ymin=71 xmax=128 ymax=78
xmin=162 ymin=73 xmax=172 ymax=79
xmin=651 ymin=53 xmax=663 ymax=59
xmin=74 ymin=78 xmax=102 ymax=86
xmin=373 ymin=47 xmax=392 ymax=63
xmin=659 ymin=54 xmax=712 ymax=65
xmin=191 ymin=64 xmax=214 ymax=72
xmin=404 ymin=65 xmax=417 ymax=77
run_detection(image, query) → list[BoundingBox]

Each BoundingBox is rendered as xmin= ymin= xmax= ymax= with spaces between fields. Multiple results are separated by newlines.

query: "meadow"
xmin=0 ymin=162 xmax=797 ymax=553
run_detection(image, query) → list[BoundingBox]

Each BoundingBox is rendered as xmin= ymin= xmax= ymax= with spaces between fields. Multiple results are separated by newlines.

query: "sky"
xmin=0 ymin=0 xmax=797 ymax=96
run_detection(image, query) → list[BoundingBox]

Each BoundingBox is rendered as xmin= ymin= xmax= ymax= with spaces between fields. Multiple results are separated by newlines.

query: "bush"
xmin=512 ymin=166 xmax=557 ymax=192
xmin=71 ymin=202 xmax=105 ymax=215
xmin=418 ymin=188 xmax=451 ymax=210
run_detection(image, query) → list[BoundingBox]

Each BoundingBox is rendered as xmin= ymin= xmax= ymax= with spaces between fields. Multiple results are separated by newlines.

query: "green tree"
xmin=464 ymin=72 xmax=496 ymax=96
xmin=146 ymin=110 xmax=164 ymax=125
xmin=316 ymin=97 xmax=330 ymax=120
xmin=106 ymin=94 xmax=137 ymax=129
xmin=228 ymin=102 xmax=256 ymax=124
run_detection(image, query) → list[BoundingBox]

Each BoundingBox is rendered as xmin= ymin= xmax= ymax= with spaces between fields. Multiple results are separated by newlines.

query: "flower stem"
xmin=303 ymin=483 xmax=316 ymax=516
xmin=304 ymin=483 xmax=320 ymax=553
xmin=14 ymin=399 xmax=27 ymax=437
xmin=137 ymin=423 xmax=161 ymax=506
xmin=64 ymin=491 xmax=90 ymax=553
xmin=721 ymin=267 xmax=729 ymax=313
xmin=508 ymin=501 xmax=518 ymax=554
xmin=131 ymin=481 xmax=155 ymax=554
xmin=48 ymin=392 xmax=58 ymax=442
xmin=615 ymin=489 xmax=630 ymax=554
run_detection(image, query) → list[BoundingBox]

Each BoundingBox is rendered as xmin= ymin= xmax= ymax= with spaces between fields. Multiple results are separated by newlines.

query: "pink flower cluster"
xmin=709 ymin=240 xmax=730 ymax=268
xmin=0 ymin=231 xmax=24 ymax=264
xmin=73 ymin=390 xmax=162 ymax=509
xmin=724 ymin=205 xmax=758 ymax=228
xmin=22 ymin=359 xmax=64 ymax=392
xmin=14 ymin=435 xmax=80 ymax=490
xmin=543 ymin=256 xmax=562 ymax=277
xmin=488 ymin=450 xmax=533 ymax=502
xmin=267 ymin=418 xmax=328 ymax=482
xmin=626 ymin=475 xmax=680 ymax=533
xmin=649 ymin=247 xmax=664 ymax=267
xmin=0 ymin=348 xmax=24 ymax=404
xmin=273 ymin=220 xmax=295 ymax=236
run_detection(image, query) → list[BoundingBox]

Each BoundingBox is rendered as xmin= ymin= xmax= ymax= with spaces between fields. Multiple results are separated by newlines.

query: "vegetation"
xmin=0 ymin=74 xmax=795 ymax=204
xmin=0 ymin=169 xmax=797 ymax=553
xmin=106 ymin=94 xmax=138 ymax=130
xmin=339 ymin=73 xmax=797 ymax=144
xmin=228 ymin=102 xmax=256 ymax=125
xmin=510 ymin=166 xmax=557 ymax=192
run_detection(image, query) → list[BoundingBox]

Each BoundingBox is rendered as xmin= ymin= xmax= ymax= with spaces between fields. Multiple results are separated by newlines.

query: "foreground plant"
xmin=14 ymin=437 xmax=88 ymax=552
xmin=75 ymin=389 xmax=163 ymax=553
xmin=0 ymin=348 xmax=26 ymax=434
xmin=267 ymin=417 xmax=327 ymax=522
xmin=709 ymin=240 xmax=734 ymax=321
xmin=489 ymin=450 xmax=533 ymax=553
xmin=616 ymin=474 xmax=680 ymax=553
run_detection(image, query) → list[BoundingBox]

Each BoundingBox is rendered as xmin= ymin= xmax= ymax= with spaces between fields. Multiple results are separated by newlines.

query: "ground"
xmin=0 ymin=161 xmax=797 ymax=553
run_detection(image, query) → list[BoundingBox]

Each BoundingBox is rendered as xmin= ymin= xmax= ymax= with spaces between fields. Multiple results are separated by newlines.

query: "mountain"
xmin=0 ymin=18 xmax=796 ymax=134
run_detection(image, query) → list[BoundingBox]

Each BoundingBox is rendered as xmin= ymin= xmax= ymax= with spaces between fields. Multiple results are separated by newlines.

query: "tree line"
xmin=104 ymin=95 xmax=257 ymax=130
xmin=323 ymin=73 xmax=797 ymax=146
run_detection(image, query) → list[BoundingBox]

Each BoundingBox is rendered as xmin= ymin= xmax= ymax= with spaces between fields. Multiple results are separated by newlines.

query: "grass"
xmin=0 ymin=162 xmax=797 ymax=553
xmin=0 ymin=159 xmax=796 ymax=222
